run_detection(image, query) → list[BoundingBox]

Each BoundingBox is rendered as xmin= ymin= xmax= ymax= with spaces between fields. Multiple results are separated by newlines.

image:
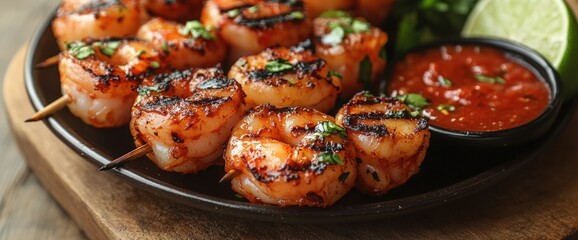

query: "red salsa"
xmin=387 ymin=45 xmax=551 ymax=132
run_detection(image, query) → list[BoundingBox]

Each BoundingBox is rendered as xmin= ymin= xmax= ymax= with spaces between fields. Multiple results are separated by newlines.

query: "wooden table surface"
xmin=0 ymin=0 xmax=85 ymax=239
xmin=2 ymin=1 xmax=578 ymax=239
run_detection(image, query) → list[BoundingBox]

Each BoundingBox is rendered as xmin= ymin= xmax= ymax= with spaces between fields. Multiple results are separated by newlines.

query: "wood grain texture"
xmin=0 ymin=0 xmax=85 ymax=239
xmin=2 ymin=0 xmax=578 ymax=239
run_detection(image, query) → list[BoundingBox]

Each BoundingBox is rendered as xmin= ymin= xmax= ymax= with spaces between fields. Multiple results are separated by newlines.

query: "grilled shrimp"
xmin=335 ymin=92 xmax=430 ymax=195
xmin=302 ymin=0 xmax=355 ymax=18
xmin=131 ymin=67 xmax=247 ymax=173
xmin=224 ymin=105 xmax=357 ymax=207
xmin=144 ymin=0 xmax=204 ymax=22
xmin=228 ymin=43 xmax=341 ymax=113
xmin=59 ymin=38 xmax=163 ymax=128
xmin=312 ymin=11 xmax=388 ymax=99
xmin=201 ymin=0 xmax=311 ymax=62
xmin=137 ymin=17 xmax=228 ymax=70
xmin=52 ymin=0 xmax=148 ymax=50
xmin=355 ymin=0 xmax=396 ymax=26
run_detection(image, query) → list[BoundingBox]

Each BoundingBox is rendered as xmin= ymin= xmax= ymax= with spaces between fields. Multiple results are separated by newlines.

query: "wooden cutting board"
xmin=5 ymin=43 xmax=578 ymax=240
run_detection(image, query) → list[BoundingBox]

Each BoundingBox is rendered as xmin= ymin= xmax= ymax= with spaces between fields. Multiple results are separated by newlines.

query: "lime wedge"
xmin=462 ymin=0 xmax=578 ymax=99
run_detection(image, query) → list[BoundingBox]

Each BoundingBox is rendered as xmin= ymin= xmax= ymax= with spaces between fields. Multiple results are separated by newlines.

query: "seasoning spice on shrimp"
xmin=224 ymin=105 xmax=357 ymax=207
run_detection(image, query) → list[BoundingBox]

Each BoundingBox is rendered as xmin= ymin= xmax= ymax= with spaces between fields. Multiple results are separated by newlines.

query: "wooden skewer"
xmin=35 ymin=54 xmax=60 ymax=68
xmin=219 ymin=169 xmax=239 ymax=182
xmin=99 ymin=144 xmax=152 ymax=171
xmin=25 ymin=95 xmax=70 ymax=122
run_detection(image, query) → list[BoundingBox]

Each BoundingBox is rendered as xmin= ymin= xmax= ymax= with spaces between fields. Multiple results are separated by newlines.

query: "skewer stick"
xmin=35 ymin=54 xmax=60 ymax=68
xmin=99 ymin=144 xmax=152 ymax=171
xmin=25 ymin=95 xmax=70 ymax=122
xmin=219 ymin=169 xmax=239 ymax=182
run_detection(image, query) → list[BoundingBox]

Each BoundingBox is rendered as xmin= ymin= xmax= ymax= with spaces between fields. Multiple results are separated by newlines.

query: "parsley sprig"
xmin=66 ymin=42 xmax=95 ymax=60
xmin=396 ymin=93 xmax=430 ymax=110
xmin=179 ymin=20 xmax=215 ymax=40
xmin=265 ymin=59 xmax=293 ymax=73
xmin=474 ymin=74 xmax=506 ymax=84
xmin=320 ymin=11 xmax=371 ymax=46
xmin=305 ymin=121 xmax=347 ymax=140
xmin=317 ymin=152 xmax=344 ymax=165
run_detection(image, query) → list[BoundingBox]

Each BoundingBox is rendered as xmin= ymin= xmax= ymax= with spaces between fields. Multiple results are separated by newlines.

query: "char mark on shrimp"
xmin=342 ymin=114 xmax=390 ymax=137
xmin=247 ymin=59 xmax=325 ymax=81
xmin=197 ymin=77 xmax=235 ymax=90
xmin=289 ymin=124 xmax=316 ymax=136
xmin=221 ymin=0 xmax=306 ymax=29
xmin=81 ymin=65 xmax=120 ymax=89
xmin=306 ymin=142 xmax=345 ymax=153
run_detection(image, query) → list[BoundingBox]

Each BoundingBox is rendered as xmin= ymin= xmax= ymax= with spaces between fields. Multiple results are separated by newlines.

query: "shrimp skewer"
xmin=312 ymin=10 xmax=388 ymax=99
xmin=27 ymin=38 xmax=164 ymax=128
xmin=137 ymin=17 xmax=228 ymax=70
xmin=201 ymin=0 xmax=311 ymax=63
xmin=228 ymin=42 xmax=341 ymax=113
xmin=128 ymin=67 xmax=247 ymax=173
xmin=52 ymin=0 xmax=149 ymax=50
xmin=335 ymin=92 xmax=430 ymax=195
xmin=224 ymin=105 xmax=357 ymax=207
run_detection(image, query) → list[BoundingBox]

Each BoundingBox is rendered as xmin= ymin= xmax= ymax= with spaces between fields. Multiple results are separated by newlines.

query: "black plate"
xmin=24 ymin=16 xmax=577 ymax=223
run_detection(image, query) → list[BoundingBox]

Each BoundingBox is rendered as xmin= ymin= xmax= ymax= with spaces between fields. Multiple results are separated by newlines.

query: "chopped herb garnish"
xmin=305 ymin=121 xmax=347 ymax=140
xmin=438 ymin=76 xmax=452 ymax=87
xmin=265 ymin=59 xmax=293 ymax=73
xmin=67 ymin=42 xmax=95 ymax=60
xmin=359 ymin=55 xmax=372 ymax=89
xmin=317 ymin=152 xmax=344 ymax=165
xmin=161 ymin=41 xmax=170 ymax=53
xmin=234 ymin=194 xmax=245 ymax=199
xmin=397 ymin=93 xmax=429 ymax=110
xmin=327 ymin=70 xmax=343 ymax=79
xmin=179 ymin=20 xmax=215 ymax=40
xmin=338 ymin=172 xmax=350 ymax=183
xmin=437 ymin=104 xmax=456 ymax=112
xmin=290 ymin=11 xmax=305 ymax=20
xmin=321 ymin=25 xmax=345 ymax=46
xmin=150 ymin=61 xmax=160 ymax=69
xmin=351 ymin=19 xmax=370 ymax=32
xmin=319 ymin=10 xmax=351 ymax=18
xmin=475 ymin=74 xmax=505 ymax=84
xmin=98 ymin=41 xmax=121 ymax=57
xmin=321 ymin=16 xmax=371 ymax=45
xmin=247 ymin=5 xmax=259 ymax=13
xmin=362 ymin=92 xmax=374 ymax=98
xmin=227 ymin=9 xmax=241 ymax=18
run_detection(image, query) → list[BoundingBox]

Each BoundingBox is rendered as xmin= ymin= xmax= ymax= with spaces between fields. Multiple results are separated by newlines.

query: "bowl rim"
xmin=383 ymin=37 xmax=564 ymax=145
